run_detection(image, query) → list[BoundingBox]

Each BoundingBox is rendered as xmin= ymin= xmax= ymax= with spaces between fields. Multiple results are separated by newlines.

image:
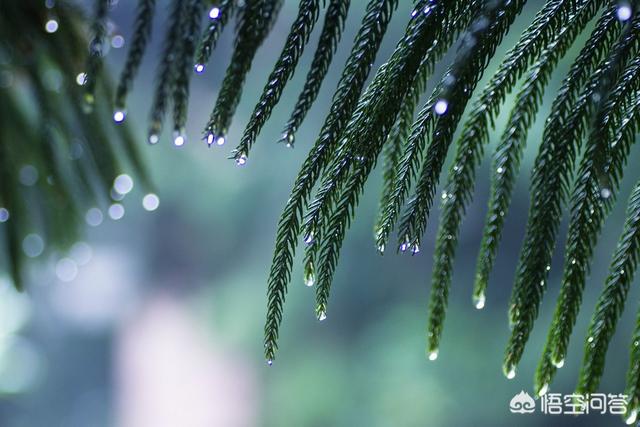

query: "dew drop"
xmin=142 ymin=193 xmax=160 ymax=211
xmin=209 ymin=6 xmax=221 ymax=19
xmin=552 ymin=358 xmax=565 ymax=369
xmin=173 ymin=131 xmax=186 ymax=147
xmin=600 ymin=187 xmax=611 ymax=199
xmin=318 ymin=311 xmax=327 ymax=321
xmin=113 ymin=109 xmax=126 ymax=123
xmin=617 ymin=3 xmax=633 ymax=21
xmin=216 ymin=136 xmax=225 ymax=146
xmin=474 ymin=293 xmax=486 ymax=310
xmin=434 ymin=99 xmax=448 ymax=115
xmin=411 ymin=243 xmax=420 ymax=255
xmin=45 ymin=19 xmax=59 ymax=33
xmin=266 ymin=359 xmax=273 ymax=366
xmin=236 ymin=155 xmax=247 ymax=166
xmin=23 ymin=234 xmax=45 ymax=258
xmin=148 ymin=134 xmax=159 ymax=145
xmin=0 ymin=208 xmax=9 ymax=223
xmin=506 ymin=367 xmax=516 ymax=380
xmin=194 ymin=63 xmax=205 ymax=74
xmin=113 ymin=174 xmax=134 ymax=195
xmin=76 ymin=72 xmax=87 ymax=86
xmin=108 ymin=203 xmax=125 ymax=220
xmin=496 ymin=167 xmax=504 ymax=174
xmin=538 ymin=383 xmax=549 ymax=397
xmin=85 ymin=208 xmax=103 ymax=227
xmin=626 ymin=408 xmax=638 ymax=425
xmin=428 ymin=350 xmax=438 ymax=361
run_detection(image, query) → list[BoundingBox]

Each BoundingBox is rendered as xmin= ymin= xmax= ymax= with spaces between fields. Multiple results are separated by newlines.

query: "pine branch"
xmin=474 ymin=0 xmax=606 ymax=304
xmin=233 ymin=0 xmax=323 ymax=161
xmin=576 ymin=104 xmax=640 ymax=396
xmin=148 ymin=0 xmax=188 ymax=143
xmin=506 ymin=11 xmax=638 ymax=380
xmin=310 ymin=1 xmax=449 ymax=320
xmin=281 ymin=0 xmax=351 ymax=146
xmin=536 ymin=25 xmax=640 ymax=393
xmin=83 ymin=0 xmax=111 ymax=111
xmin=115 ymin=0 xmax=157 ymax=113
xmin=194 ymin=0 xmax=236 ymax=72
xmin=374 ymin=5 xmax=479 ymax=253
xmin=264 ymin=0 xmax=399 ymax=363
xmin=203 ymin=0 xmax=283 ymax=151
xmin=172 ymin=0 xmax=206 ymax=142
xmin=397 ymin=0 xmax=527 ymax=262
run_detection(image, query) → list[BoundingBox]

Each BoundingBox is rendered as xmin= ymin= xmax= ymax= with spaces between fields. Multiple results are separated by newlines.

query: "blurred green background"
xmin=1 ymin=1 xmax=639 ymax=426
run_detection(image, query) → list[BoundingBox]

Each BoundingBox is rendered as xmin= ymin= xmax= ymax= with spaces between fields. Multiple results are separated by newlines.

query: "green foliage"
xmin=0 ymin=0 xmax=148 ymax=288
xmin=5 ymin=0 xmax=640 ymax=417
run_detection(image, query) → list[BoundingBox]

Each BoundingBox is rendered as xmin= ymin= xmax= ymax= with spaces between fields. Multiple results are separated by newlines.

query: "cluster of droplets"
xmin=205 ymin=132 xmax=226 ymax=147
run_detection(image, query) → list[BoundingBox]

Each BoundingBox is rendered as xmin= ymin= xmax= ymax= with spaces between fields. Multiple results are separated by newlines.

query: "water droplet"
xmin=142 ymin=193 xmax=160 ymax=211
xmin=304 ymin=230 xmax=315 ymax=245
xmin=111 ymin=34 xmax=125 ymax=49
xmin=266 ymin=359 xmax=273 ymax=366
xmin=626 ymin=408 xmax=638 ymax=425
xmin=19 ymin=165 xmax=39 ymax=186
xmin=571 ymin=258 xmax=577 ymax=265
xmin=552 ymin=358 xmax=565 ymax=369
xmin=318 ymin=311 xmax=327 ymax=321
xmin=411 ymin=243 xmax=420 ymax=255
xmin=474 ymin=293 xmax=486 ymax=310
xmin=45 ymin=19 xmax=59 ymax=33
xmin=113 ymin=174 xmax=134 ymax=195
xmin=216 ymin=136 xmax=225 ymax=146
xmin=0 ymin=208 xmax=9 ymax=222
xmin=209 ymin=6 xmax=221 ymax=19
xmin=85 ymin=208 xmax=103 ymax=226
xmin=194 ymin=63 xmax=205 ymax=74
xmin=496 ymin=167 xmax=504 ymax=174
xmin=538 ymin=383 xmax=549 ymax=397
xmin=76 ymin=72 xmax=87 ymax=86
xmin=441 ymin=191 xmax=448 ymax=200
xmin=428 ymin=350 xmax=438 ymax=361
xmin=434 ymin=99 xmax=448 ymax=115
xmin=173 ymin=130 xmax=186 ymax=147
xmin=113 ymin=109 xmax=126 ymax=123
xmin=546 ymin=265 xmax=551 ymax=271
xmin=540 ymin=280 xmax=545 ymax=287
xmin=304 ymin=261 xmax=314 ymax=287
xmin=506 ymin=367 xmax=516 ymax=379
xmin=70 ymin=242 xmax=93 ymax=266
xmin=56 ymin=257 xmax=78 ymax=282
xmin=617 ymin=4 xmax=633 ymax=21
xmin=236 ymin=154 xmax=247 ymax=166
xmin=148 ymin=133 xmax=159 ymax=145
xmin=377 ymin=243 xmax=385 ymax=255
xmin=587 ymin=336 xmax=594 ymax=343
xmin=108 ymin=203 xmax=125 ymax=220
xmin=23 ymin=234 xmax=45 ymax=258
xmin=600 ymin=187 xmax=611 ymax=199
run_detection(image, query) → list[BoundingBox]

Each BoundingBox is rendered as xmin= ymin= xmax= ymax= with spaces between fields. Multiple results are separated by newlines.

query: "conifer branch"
xmin=535 ymin=22 xmax=640 ymax=392
xmin=233 ymin=0 xmax=323 ymax=161
xmin=264 ymin=0 xmax=399 ymax=363
xmin=172 ymin=0 xmax=206 ymax=139
xmin=83 ymin=0 xmax=111 ymax=110
xmin=506 ymin=11 xmax=638 ymax=380
xmin=474 ymin=0 xmax=606 ymax=303
xmin=203 ymin=0 xmax=283 ymax=150
xmin=194 ymin=0 xmax=236 ymax=71
xmin=115 ymin=0 xmax=157 ymax=111
xmin=576 ymin=116 xmax=640 ymax=396
xmin=148 ymin=0 xmax=188 ymax=142
xmin=281 ymin=0 xmax=351 ymax=146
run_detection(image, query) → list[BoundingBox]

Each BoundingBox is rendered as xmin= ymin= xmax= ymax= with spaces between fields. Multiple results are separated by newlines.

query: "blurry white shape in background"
xmin=49 ymin=248 xmax=139 ymax=332
xmin=0 ymin=278 xmax=42 ymax=394
xmin=115 ymin=295 xmax=257 ymax=427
